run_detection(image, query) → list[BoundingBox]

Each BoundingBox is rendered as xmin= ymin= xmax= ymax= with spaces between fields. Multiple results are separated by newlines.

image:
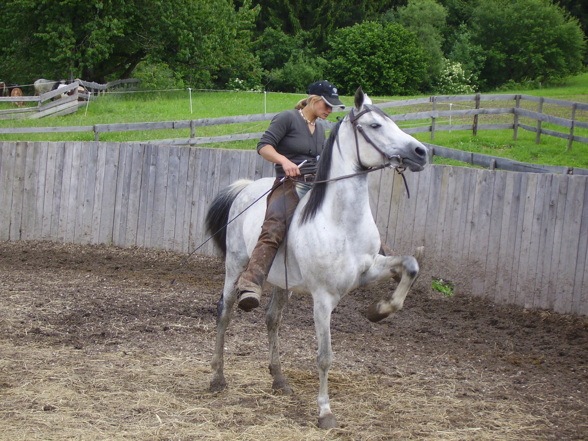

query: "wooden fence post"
xmin=513 ymin=95 xmax=521 ymax=141
xmin=190 ymin=119 xmax=196 ymax=139
xmin=568 ymin=103 xmax=577 ymax=151
xmin=473 ymin=93 xmax=480 ymax=136
xmin=535 ymin=97 xmax=544 ymax=144
xmin=431 ymin=96 xmax=437 ymax=141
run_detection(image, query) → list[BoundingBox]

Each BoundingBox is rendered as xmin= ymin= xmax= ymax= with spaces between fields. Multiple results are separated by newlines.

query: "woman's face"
xmin=312 ymin=98 xmax=333 ymax=120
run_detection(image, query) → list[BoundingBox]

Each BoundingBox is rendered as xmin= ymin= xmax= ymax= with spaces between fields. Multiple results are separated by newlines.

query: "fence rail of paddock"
xmin=1 ymin=93 xmax=587 ymax=173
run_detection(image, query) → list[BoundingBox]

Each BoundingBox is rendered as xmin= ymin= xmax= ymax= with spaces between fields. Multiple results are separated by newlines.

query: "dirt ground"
xmin=0 ymin=240 xmax=587 ymax=441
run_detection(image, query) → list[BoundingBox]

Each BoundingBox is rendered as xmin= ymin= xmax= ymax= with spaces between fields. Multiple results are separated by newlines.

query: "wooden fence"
xmin=1 ymin=141 xmax=586 ymax=316
xmin=0 ymin=79 xmax=139 ymax=120
xmin=0 ymin=82 xmax=81 ymax=120
xmin=1 ymin=93 xmax=587 ymax=174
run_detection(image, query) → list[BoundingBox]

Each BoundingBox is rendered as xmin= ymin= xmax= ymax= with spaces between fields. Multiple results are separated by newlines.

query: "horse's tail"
xmin=205 ymin=179 xmax=252 ymax=256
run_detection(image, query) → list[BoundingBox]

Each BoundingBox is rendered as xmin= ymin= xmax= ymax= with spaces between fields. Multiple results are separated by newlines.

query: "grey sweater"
xmin=256 ymin=109 xmax=326 ymax=177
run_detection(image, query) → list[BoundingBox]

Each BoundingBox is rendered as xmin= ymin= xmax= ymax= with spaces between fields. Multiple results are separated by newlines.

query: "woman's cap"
xmin=307 ymin=81 xmax=345 ymax=108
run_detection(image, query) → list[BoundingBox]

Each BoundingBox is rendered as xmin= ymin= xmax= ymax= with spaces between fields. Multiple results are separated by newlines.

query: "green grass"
xmin=1 ymin=74 xmax=587 ymax=168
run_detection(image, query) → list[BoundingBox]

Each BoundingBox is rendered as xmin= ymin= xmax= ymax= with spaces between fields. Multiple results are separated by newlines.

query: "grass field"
xmin=1 ymin=73 xmax=587 ymax=169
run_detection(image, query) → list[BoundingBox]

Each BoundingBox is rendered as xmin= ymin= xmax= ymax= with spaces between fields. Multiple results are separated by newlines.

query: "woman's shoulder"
xmin=270 ymin=108 xmax=299 ymax=127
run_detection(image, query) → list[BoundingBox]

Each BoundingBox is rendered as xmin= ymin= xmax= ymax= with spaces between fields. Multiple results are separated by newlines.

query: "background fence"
xmin=0 ymin=79 xmax=139 ymax=120
xmin=1 ymin=93 xmax=587 ymax=174
xmin=1 ymin=141 xmax=586 ymax=316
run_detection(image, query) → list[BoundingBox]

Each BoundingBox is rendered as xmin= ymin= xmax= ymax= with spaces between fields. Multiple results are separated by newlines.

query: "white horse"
xmin=205 ymin=88 xmax=429 ymax=429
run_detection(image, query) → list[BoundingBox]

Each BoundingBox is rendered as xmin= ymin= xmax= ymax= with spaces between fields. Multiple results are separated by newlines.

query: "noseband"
xmin=348 ymin=106 xmax=405 ymax=171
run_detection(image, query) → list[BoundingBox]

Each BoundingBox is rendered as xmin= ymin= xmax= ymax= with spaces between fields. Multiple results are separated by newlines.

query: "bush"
xmin=326 ymin=22 xmax=427 ymax=96
xmin=133 ymin=61 xmax=185 ymax=90
xmin=434 ymin=59 xmax=476 ymax=94
xmin=265 ymin=53 xmax=328 ymax=93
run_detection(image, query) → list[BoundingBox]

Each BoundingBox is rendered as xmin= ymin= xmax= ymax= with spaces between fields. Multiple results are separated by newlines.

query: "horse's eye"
xmin=370 ymin=123 xmax=381 ymax=129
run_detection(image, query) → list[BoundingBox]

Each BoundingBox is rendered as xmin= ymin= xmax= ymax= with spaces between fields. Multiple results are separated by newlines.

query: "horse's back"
xmin=227 ymin=178 xmax=275 ymax=254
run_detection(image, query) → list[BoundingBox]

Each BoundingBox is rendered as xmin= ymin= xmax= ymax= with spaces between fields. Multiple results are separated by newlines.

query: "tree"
xmin=326 ymin=21 xmax=427 ymax=96
xmin=248 ymin=0 xmax=406 ymax=52
xmin=0 ymin=0 xmax=261 ymax=88
xmin=470 ymin=0 xmax=586 ymax=89
xmin=391 ymin=0 xmax=448 ymax=92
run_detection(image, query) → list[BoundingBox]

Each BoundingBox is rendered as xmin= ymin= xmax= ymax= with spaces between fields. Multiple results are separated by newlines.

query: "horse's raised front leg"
xmin=266 ymin=286 xmax=292 ymax=394
xmin=364 ymin=246 xmax=423 ymax=323
xmin=210 ymin=282 xmax=237 ymax=392
xmin=313 ymin=293 xmax=339 ymax=429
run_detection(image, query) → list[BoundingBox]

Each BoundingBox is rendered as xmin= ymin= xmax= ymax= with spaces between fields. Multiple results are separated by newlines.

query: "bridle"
xmin=305 ymin=105 xmax=410 ymax=195
xmin=348 ymin=105 xmax=406 ymax=172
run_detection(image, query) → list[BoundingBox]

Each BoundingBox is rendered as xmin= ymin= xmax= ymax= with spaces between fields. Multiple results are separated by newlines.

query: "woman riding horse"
xmin=236 ymin=80 xmax=345 ymax=311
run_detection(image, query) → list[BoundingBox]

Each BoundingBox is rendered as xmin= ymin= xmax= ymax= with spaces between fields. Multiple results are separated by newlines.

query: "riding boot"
xmin=237 ymin=179 xmax=299 ymax=311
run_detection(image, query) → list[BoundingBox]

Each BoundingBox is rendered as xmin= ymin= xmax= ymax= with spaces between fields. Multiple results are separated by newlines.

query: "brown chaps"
xmin=237 ymin=178 xmax=300 ymax=294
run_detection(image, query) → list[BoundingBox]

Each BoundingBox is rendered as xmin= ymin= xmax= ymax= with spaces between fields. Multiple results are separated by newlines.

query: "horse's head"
xmin=348 ymin=87 xmax=429 ymax=172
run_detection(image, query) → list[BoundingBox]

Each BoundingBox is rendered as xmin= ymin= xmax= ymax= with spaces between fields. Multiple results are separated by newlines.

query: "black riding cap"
xmin=307 ymin=81 xmax=345 ymax=109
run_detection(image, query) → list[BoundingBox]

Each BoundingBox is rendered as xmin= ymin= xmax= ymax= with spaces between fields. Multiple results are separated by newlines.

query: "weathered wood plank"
xmin=410 ymin=166 xmax=432 ymax=251
xmin=0 ymin=143 xmax=17 ymax=240
xmin=468 ymin=171 xmax=495 ymax=296
xmin=163 ymin=146 xmax=181 ymax=250
xmin=136 ymin=144 xmax=155 ymax=247
xmin=57 ymin=142 xmax=75 ymax=241
xmin=545 ymin=176 xmax=569 ymax=310
xmin=554 ymin=177 xmax=585 ymax=314
xmin=513 ymin=173 xmax=539 ymax=307
xmin=483 ymin=171 xmax=507 ymax=297
xmin=9 ymin=142 xmax=27 ymax=240
xmin=97 ymin=143 xmax=120 ymax=244
xmin=125 ymin=144 xmax=146 ymax=247
xmin=173 ymin=146 xmax=192 ymax=252
xmin=149 ymin=145 xmax=170 ymax=248
xmin=573 ymin=179 xmax=588 ymax=315
xmin=533 ymin=174 xmax=557 ymax=309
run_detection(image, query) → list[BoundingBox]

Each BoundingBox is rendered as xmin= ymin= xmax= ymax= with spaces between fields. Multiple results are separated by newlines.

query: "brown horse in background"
xmin=10 ymin=87 xmax=25 ymax=107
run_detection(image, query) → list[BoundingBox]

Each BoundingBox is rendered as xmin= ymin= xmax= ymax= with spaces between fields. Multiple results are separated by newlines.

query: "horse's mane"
xmin=299 ymin=118 xmax=344 ymax=224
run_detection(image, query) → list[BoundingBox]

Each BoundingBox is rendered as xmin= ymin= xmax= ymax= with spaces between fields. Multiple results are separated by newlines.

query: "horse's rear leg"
xmin=266 ymin=286 xmax=292 ymax=394
xmin=210 ymin=283 xmax=237 ymax=392
xmin=365 ymin=247 xmax=424 ymax=322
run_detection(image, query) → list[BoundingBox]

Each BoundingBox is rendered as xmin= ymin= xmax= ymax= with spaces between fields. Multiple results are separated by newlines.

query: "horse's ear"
xmin=354 ymin=87 xmax=364 ymax=109
xmin=354 ymin=87 xmax=372 ymax=110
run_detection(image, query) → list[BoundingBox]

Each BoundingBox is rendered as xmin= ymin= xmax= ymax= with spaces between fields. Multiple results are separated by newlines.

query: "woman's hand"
xmin=259 ymin=145 xmax=301 ymax=177
xmin=281 ymin=158 xmax=301 ymax=177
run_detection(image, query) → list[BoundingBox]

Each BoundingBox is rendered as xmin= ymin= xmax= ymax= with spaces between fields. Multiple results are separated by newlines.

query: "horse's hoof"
xmin=272 ymin=379 xmax=293 ymax=395
xmin=366 ymin=302 xmax=390 ymax=323
xmin=209 ymin=376 xmax=227 ymax=393
xmin=318 ymin=414 xmax=339 ymax=429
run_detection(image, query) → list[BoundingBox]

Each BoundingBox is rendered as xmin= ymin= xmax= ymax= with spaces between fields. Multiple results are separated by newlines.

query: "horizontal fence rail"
xmin=1 ymin=141 xmax=586 ymax=316
xmin=1 ymin=94 xmax=586 ymax=173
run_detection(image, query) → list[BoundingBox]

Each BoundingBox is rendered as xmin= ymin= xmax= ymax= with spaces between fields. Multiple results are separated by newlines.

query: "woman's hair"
xmin=295 ymin=95 xmax=322 ymax=110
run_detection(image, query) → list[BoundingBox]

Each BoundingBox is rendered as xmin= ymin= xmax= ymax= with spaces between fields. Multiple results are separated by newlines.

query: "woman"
xmin=236 ymin=80 xmax=345 ymax=311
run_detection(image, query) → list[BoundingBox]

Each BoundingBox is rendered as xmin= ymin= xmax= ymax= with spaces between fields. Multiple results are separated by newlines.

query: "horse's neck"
xmin=324 ymin=152 xmax=372 ymax=221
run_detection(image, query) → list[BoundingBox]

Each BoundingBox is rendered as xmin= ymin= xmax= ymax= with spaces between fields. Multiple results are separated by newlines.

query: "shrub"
xmin=326 ymin=22 xmax=427 ymax=95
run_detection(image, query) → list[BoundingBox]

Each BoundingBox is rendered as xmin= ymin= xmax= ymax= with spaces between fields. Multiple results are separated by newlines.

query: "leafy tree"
xmin=392 ymin=0 xmax=448 ymax=91
xmin=470 ymin=0 xmax=586 ymax=90
xmin=247 ymin=0 xmax=407 ymax=52
xmin=326 ymin=21 xmax=427 ymax=95
xmin=446 ymin=23 xmax=485 ymax=90
xmin=0 ymin=0 xmax=261 ymax=88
